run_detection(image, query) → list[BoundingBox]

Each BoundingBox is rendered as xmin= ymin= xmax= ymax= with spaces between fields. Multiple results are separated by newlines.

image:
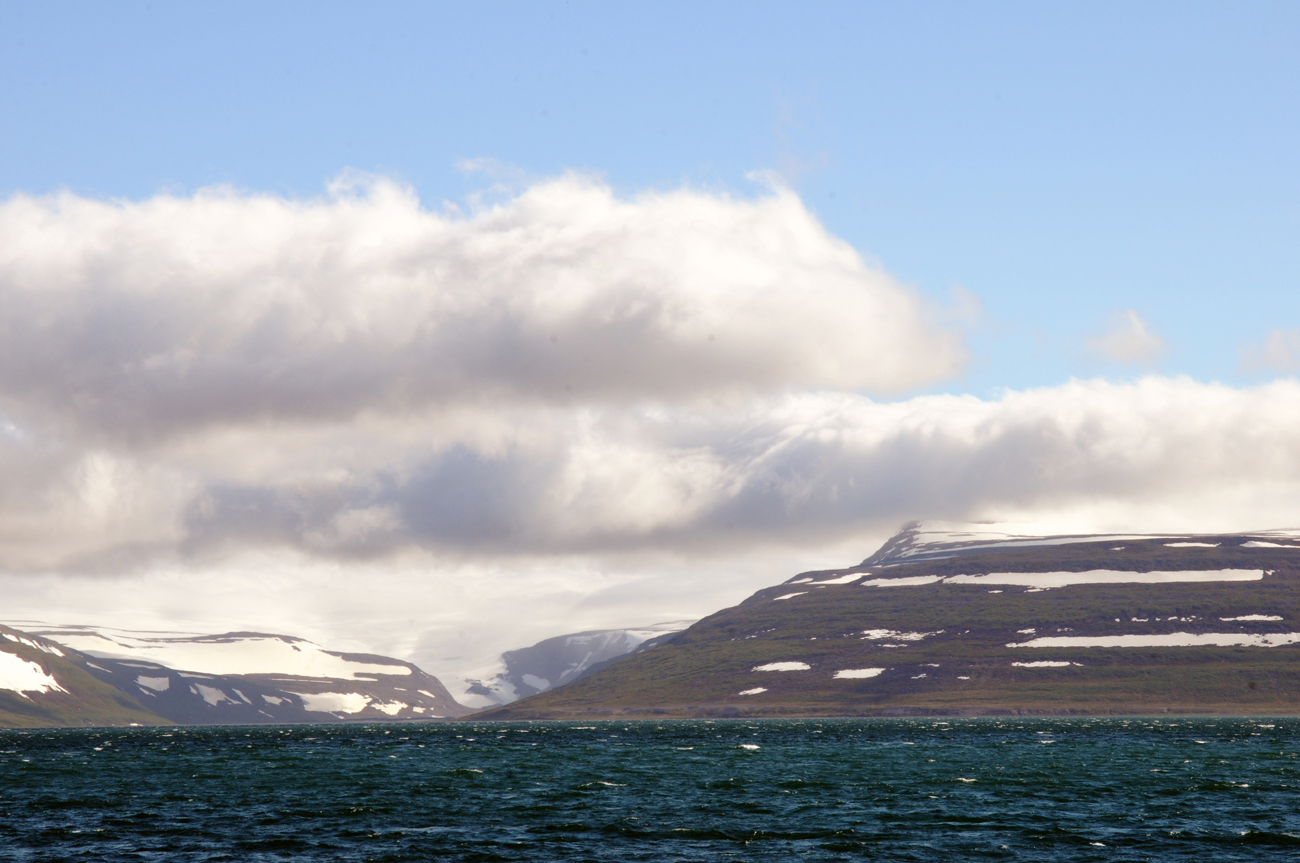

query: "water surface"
xmin=1 ymin=718 xmax=1297 ymax=861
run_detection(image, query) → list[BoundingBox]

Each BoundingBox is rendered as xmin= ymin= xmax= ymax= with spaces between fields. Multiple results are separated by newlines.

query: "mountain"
xmin=465 ymin=622 xmax=692 ymax=704
xmin=482 ymin=523 xmax=1300 ymax=718
xmin=0 ymin=625 xmax=165 ymax=727
xmin=0 ymin=624 xmax=474 ymax=726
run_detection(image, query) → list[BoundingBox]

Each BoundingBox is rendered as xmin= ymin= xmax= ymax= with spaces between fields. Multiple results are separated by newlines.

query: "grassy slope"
xmin=484 ymin=540 xmax=1300 ymax=718
xmin=0 ymin=635 xmax=169 ymax=728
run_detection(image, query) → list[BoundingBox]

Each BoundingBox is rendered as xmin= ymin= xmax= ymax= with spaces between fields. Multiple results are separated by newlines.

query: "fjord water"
xmin=1 ymin=719 xmax=1297 ymax=861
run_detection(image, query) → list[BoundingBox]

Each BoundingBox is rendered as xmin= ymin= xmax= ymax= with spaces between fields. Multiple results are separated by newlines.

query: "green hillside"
xmin=0 ymin=627 xmax=167 ymax=728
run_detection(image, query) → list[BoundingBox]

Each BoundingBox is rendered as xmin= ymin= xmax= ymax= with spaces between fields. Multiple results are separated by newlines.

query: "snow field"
xmin=1009 ymin=632 xmax=1300 ymax=649
xmin=0 ymin=651 xmax=66 ymax=697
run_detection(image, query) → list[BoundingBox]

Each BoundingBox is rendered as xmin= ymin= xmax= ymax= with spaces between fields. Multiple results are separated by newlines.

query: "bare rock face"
xmin=483 ymin=523 xmax=1300 ymax=719
xmin=2 ymin=625 xmax=474 ymax=726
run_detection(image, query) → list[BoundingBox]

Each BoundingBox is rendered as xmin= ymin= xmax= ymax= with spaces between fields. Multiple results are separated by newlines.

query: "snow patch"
xmin=0 ymin=652 xmax=65 ymax=697
xmin=773 ymin=592 xmax=807 ymax=601
xmin=1242 ymin=541 xmax=1300 ymax=548
xmin=192 ymin=684 xmax=237 ymax=706
xmin=1 ymin=633 xmax=64 ymax=656
xmin=861 ymin=629 xmax=943 ymax=642
xmin=1009 ymin=632 xmax=1300 ymax=649
xmin=833 ymin=668 xmax=886 ymax=679
xmin=26 ymin=628 xmax=409 ymax=679
xmin=291 ymin=691 xmax=371 ymax=713
xmin=521 ymin=674 xmax=550 ymax=690
xmin=1221 ymin=615 xmax=1283 ymax=622
xmin=945 ymin=570 xmax=1263 ymax=588
xmin=811 ymin=573 xmax=863 ymax=586
xmin=1012 ymin=661 xmax=1080 ymax=668
xmin=1164 ymin=542 xmax=1219 ymax=548
xmin=860 ymin=575 xmax=943 ymax=588
xmin=752 ymin=661 xmax=810 ymax=672
xmin=738 ymin=687 xmax=768 ymax=695
xmin=135 ymin=676 xmax=170 ymax=692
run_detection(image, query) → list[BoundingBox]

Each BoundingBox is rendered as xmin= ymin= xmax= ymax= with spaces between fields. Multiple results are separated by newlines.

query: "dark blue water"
xmin=1 ymin=718 xmax=1297 ymax=861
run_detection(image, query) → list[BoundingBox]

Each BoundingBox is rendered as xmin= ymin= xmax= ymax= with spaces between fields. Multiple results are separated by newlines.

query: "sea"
xmin=1 ymin=718 xmax=1297 ymax=861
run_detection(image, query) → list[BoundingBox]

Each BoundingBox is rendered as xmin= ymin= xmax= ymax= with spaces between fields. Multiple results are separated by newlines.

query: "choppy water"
xmin=1 ymin=718 xmax=1297 ymax=861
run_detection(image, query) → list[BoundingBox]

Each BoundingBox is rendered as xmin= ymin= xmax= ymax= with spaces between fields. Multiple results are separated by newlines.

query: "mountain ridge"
xmin=482 ymin=524 xmax=1300 ymax=719
xmin=0 ymin=623 xmax=474 ymax=727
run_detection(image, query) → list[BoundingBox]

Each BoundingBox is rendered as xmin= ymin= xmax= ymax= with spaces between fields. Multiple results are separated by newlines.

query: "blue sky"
xmin=5 ymin=1 xmax=1298 ymax=394
xmin=4 ymin=3 xmax=1300 ymax=696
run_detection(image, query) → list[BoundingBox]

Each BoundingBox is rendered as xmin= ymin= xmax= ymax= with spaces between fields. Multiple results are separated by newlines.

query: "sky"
xmin=2 ymin=2 xmax=1299 ymax=703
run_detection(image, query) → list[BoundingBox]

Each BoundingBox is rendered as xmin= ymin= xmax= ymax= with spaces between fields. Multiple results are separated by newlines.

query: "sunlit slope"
xmin=484 ymin=530 xmax=1300 ymax=718
xmin=0 ymin=627 xmax=165 ymax=728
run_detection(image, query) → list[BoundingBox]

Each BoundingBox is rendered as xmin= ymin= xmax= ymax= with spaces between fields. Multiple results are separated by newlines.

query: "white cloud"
xmin=1088 ymin=309 xmax=1167 ymax=365
xmin=3 ymin=375 xmax=1300 ymax=694
xmin=0 ymin=173 xmax=961 ymax=445
xmin=1240 ymin=327 xmax=1300 ymax=373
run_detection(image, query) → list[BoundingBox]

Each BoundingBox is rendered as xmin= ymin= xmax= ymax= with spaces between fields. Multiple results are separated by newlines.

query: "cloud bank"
xmin=3 ymin=176 xmax=1300 ymax=578
xmin=0 ymin=173 xmax=960 ymax=443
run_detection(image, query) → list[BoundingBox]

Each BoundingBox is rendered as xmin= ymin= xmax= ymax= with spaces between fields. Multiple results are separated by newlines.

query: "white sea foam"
xmin=751 ymin=661 xmax=810 ymax=672
xmin=1009 ymin=632 xmax=1300 ymax=649
xmin=833 ymin=668 xmax=885 ymax=679
xmin=0 ymin=651 xmax=65 ymax=697
xmin=738 ymin=687 xmax=768 ymax=695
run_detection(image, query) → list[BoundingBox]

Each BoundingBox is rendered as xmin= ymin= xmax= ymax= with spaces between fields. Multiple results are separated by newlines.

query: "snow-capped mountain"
xmin=465 ymin=621 xmax=692 ymax=705
xmin=1 ymin=623 xmax=474 ymax=726
xmin=484 ymin=522 xmax=1300 ymax=718
xmin=861 ymin=521 xmax=1300 ymax=567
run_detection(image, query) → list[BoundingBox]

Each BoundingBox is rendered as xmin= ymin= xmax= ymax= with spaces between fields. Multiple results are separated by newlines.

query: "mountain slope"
xmin=0 ymin=626 xmax=165 ymax=728
xmin=464 ymin=622 xmax=692 ymax=704
xmin=2 ymin=624 xmax=475 ymax=725
xmin=483 ymin=525 xmax=1300 ymax=718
